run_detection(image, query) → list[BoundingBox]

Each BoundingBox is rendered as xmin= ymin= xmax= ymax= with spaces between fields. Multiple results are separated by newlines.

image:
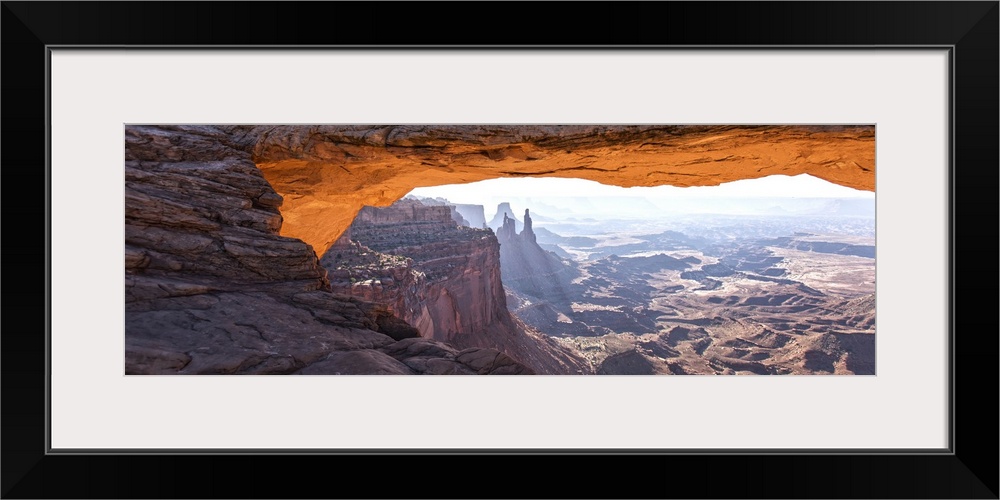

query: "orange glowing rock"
xmin=242 ymin=125 xmax=875 ymax=254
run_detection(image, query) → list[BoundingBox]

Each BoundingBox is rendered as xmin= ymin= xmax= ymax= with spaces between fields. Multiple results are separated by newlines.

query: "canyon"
xmin=123 ymin=125 xmax=874 ymax=375
xmin=491 ymin=207 xmax=876 ymax=374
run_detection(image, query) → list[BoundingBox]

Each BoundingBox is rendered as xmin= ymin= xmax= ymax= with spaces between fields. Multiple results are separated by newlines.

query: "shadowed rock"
xmin=297 ymin=350 xmax=415 ymax=375
xmin=380 ymin=338 xmax=534 ymax=375
xmin=125 ymin=126 xmax=536 ymax=375
xmin=597 ymin=350 xmax=657 ymax=375
xmin=323 ymin=198 xmax=590 ymax=374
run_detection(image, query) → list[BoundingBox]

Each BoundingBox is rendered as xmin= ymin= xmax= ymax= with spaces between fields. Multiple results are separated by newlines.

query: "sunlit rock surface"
xmin=240 ymin=125 xmax=875 ymax=253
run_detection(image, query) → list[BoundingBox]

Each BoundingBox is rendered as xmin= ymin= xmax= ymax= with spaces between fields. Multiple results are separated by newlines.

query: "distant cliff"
xmin=454 ymin=204 xmax=487 ymax=228
xmin=488 ymin=202 xmax=522 ymax=233
xmin=496 ymin=207 xmax=579 ymax=305
xmin=400 ymin=196 xmax=472 ymax=227
xmin=322 ymin=199 xmax=590 ymax=374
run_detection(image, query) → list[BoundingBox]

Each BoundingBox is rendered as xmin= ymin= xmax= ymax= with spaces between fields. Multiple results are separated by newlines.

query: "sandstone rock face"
xmin=125 ymin=124 xmax=873 ymax=376
xmin=403 ymin=196 xmax=474 ymax=227
xmin=292 ymin=338 xmax=532 ymax=375
xmin=326 ymin=199 xmax=509 ymax=342
xmin=125 ymin=126 xmax=327 ymax=296
xmin=126 ymin=290 xmax=395 ymax=374
xmin=237 ymin=125 xmax=875 ymax=254
xmin=378 ymin=338 xmax=535 ymax=375
xmin=322 ymin=199 xmax=591 ymax=374
xmin=125 ymin=126 xmax=532 ymax=375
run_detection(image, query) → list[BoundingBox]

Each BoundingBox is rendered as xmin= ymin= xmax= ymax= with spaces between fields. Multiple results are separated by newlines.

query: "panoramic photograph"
xmin=125 ymin=125 xmax=875 ymax=375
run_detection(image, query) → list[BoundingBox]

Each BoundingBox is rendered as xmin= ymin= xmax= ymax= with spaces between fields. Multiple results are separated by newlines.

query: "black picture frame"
xmin=3 ymin=2 xmax=997 ymax=498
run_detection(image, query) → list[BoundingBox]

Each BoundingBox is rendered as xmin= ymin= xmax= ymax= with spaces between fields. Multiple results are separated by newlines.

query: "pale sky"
xmin=408 ymin=174 xmax=874 ymax=205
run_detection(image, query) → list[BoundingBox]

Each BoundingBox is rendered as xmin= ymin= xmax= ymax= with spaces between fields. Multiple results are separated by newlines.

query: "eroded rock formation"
xmin=124 ymin=124 xmax=874 ymax=375
xmin=488 ymin=202 xmax=522 ymax=232
xmin=125 ymin=126 xmax=531 ymax=375
xmin=322 ymin=199 xmax=590 ymax=374
xmin=241 ymin=125 xmax=875 ymax=253
xmin=324 ymin=199 xmax=507 ymax=341
xmin=496 ymin=208 xmax=578 ymax=306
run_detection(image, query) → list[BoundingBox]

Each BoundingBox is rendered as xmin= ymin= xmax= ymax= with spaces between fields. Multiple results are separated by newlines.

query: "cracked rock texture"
xmin=125 ymin=125 xmax=532 ymax=375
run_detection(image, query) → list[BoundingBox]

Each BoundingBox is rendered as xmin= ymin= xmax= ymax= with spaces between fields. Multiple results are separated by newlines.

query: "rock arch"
xmin=240 ymin=125 xmax=875 ymax=254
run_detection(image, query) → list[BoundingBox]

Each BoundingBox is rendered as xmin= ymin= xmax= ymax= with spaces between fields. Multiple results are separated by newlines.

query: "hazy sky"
xmin=408 ymin=174 xmax=874 ymax=205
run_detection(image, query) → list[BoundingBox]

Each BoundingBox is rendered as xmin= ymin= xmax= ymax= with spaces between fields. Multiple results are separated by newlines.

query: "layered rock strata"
xmin=322 ymin=199 xmax=590 ymax=374
xmin=124 ymin=126 xmax=531 ymax=375
xmin=241 ymin=125 xmax=876 ymax=253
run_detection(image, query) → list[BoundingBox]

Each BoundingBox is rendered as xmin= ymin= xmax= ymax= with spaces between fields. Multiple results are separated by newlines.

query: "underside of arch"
xmin=244 ymin=125 xmax=875 ymax=254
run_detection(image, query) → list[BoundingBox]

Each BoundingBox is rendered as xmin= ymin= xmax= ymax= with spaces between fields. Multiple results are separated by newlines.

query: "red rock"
xmin=324 ymin=198 xmax=591 ymax=374
xmin=124 ymin=126 xmax=535 ymax=375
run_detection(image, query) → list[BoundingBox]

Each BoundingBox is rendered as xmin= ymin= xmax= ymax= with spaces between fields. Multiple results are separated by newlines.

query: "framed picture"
xmin=4 ymin=2 xmax=996 ymax=498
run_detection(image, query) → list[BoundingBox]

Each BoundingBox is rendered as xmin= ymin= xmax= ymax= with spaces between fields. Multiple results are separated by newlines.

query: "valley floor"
xmin=507 ymin=226 xmax=876 ymax=375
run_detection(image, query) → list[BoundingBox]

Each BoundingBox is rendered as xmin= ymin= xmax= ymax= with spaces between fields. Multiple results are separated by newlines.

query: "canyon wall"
xmin=326 ymin=199 xmax=509 ymax=342
xmin=124 ymin=126 xmax=532 ymax=375
xmin=323 ymin=199 xmax=590 ymax=374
